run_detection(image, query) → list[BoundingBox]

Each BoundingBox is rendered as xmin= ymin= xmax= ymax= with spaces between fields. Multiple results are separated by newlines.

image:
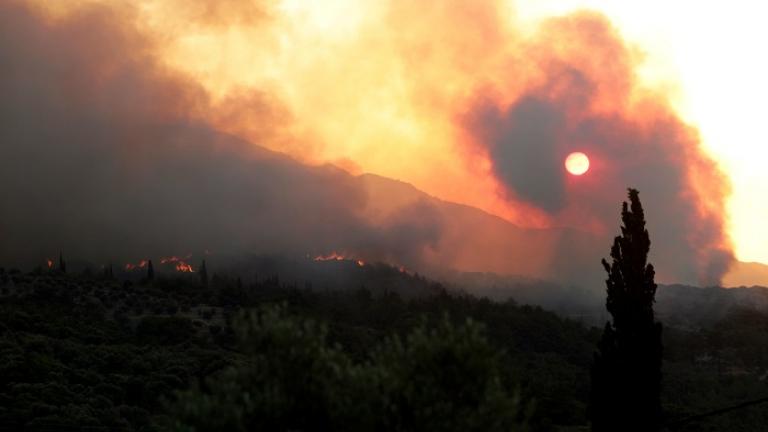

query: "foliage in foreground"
xmin=1 ymin=267 xmax=768 ymax=431
xmin=172 ymin=305 xmax=527 ymax=432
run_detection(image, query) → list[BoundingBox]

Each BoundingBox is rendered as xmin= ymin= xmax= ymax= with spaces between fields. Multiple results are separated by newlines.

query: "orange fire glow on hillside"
xmin=313 ymin=252 xmax=344 ymax=262
xmin=124 ymin=260 xmax=148 ymax=271
xmin=314 ymin=252 xmax=365 ymax=267
xmin=46 ymin=258 xmax=53 ymax=269
xmin=160 ymin=256 xmax=195 ymax=273
xmin=175 ymin=262 xmax=194 ymax=273
xmin=123 ymin=257 xmax=194 ymax=272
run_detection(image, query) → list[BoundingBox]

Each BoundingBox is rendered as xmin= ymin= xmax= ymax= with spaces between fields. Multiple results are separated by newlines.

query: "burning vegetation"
xmin=121 ymin=256 xmax=194 ymax=273
xmin=161 ymin=256 xmax=195 ymax=273
xmin=313 ymin=252 xmax=365 ymax=267
xmin=124 ymin=260 xmax=148 ymax=271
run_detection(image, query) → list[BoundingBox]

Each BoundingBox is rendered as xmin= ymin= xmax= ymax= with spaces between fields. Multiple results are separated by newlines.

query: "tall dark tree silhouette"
xmin=147 ymin=260 xmax=155 ymax=282
xmin=59 ymin=252 xmax=67 ymax=274
xmin=589 ymin=189 xmax=663 ymax=432
xmin=199 ymin=260 xmax=208 ymax=287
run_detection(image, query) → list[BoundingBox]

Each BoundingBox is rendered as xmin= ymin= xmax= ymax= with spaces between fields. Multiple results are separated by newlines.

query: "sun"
xmin=565 ymin=152 xmax=590 ymax=176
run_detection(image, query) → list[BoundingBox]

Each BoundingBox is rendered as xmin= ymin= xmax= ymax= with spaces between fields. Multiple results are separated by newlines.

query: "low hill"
xmin=439 ymin=269 xmax=768 ymax=329
xmin=359 ymin=173 xmax=606 ymax=287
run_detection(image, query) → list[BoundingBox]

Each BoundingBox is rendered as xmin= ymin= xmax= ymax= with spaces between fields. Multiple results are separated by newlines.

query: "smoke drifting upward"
xmin=0 ymin=1 xmax=441 ymax=269
xmin=1 ymin=1 xmax=733 ymax=285
xmin=464 ymin=13 xmax=733 ymax=284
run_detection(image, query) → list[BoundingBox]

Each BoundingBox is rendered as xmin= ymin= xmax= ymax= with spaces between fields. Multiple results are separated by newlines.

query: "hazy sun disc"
xmin=565 ymin=152 xmax=590 ymax=176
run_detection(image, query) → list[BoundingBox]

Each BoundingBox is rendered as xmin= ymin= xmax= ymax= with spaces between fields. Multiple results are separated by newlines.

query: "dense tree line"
xmin=0 ymin=261 xmax=767 ymax=430
xmin=0 ymin=266 xmax=594 ymax=431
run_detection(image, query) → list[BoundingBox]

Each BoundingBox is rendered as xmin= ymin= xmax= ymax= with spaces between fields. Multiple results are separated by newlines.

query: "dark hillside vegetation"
xmin=0 ymin=265 xmax=766 ymax=431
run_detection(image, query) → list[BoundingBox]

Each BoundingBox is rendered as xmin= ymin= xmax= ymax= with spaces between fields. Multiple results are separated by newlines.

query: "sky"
xmin=3 ymin=0 xmax=764 ymax=286
xmin=515 ymin=0 xmax=768 ymax=264
xmin=120 ymin=0 xmax=764 ymax=265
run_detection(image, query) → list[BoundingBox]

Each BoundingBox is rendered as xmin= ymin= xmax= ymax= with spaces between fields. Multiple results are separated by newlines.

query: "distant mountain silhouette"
xmin=358 ymin=173 xmax=606 ymax=287
xmin=656 ymin=284 xmax=768 ymax=328
xmin=449 ymin=271 xmax=768 ymax=328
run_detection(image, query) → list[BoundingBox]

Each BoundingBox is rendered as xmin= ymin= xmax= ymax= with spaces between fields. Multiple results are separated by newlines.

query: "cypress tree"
xmin=147 ymin=260 xmax=155 ymax=282
xmin=199 ymin=260 xmax=208 ymax=287
xmin=589 ymin=188 xmax=663 ymax=432
xmin=59 ymin=252 xmax=67 ymax=274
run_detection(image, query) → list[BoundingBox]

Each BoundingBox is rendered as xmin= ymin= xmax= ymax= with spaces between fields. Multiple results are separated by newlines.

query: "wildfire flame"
xmin=175 ymin=262 xmax=195 ymax=273
xmin=313 ymin=252 xmax=408 ymax=273
xmin=124 ymin=260 xmax=148 ymax=271
xmin=314 ymin=252 xmax=345 ymax=262
xmin=313 ymin=252 xmax=365 ymax=267
xmin=46 ymin=258 xmax=53 ymax=269
xmin=161 ymin=255 xmax=195 ymax=272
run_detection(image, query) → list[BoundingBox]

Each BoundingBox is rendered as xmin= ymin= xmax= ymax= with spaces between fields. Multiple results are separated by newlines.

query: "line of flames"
xmin=313 ymin=252 xmax=365 ymax=268
xmin=124 ymin=260 xmax=148 ymax=271
xmin=160 ymin=255 xmax=195 ymax=272
xmin=47 ymin=251 xmax=407 ymax=275
xmin=312 ymin=252 xmax=410 ymax=273
xmin=122 ymin=256 xmax=194 ymax=273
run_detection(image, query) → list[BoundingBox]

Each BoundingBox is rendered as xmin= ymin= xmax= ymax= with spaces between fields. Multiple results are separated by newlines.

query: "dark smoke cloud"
xmin=473 ymin=96 xmax=568 ymax=212
xmin=0 ymin=1 xmax=734 ymax=288
xmin=465 ymin=15 xmax=733 ymax=285
xmin=0 ymin=1 xmax=441 ymax=269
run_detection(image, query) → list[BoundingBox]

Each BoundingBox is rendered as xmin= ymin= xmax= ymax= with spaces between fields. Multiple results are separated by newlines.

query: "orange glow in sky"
xmin=25 ymin=0 xmax=768 ymax=268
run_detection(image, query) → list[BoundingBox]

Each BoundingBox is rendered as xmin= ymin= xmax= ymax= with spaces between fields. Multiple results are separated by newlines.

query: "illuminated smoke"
xmin=0 ymin=1 xmax=442 ymax=274
xmin=463 ymin=13 xmax=733 ymax=284
xmin=0 ymin=1 xmax=733 ymax=285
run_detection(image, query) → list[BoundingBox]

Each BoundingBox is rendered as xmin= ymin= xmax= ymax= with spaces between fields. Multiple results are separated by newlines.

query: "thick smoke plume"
xmin=0 ymin=1 xmax=441 ymax=270
xmin=0 ymin=1 xmax=734 ymax=286
xmin=464 ymin=13 xmax=733 ymax=284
